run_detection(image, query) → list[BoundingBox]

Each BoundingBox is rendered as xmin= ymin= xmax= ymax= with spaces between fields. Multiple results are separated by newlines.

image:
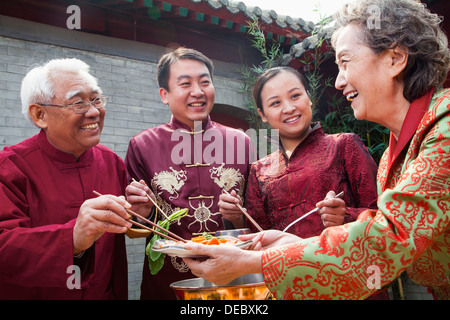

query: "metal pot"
xmin=215 ymin=228 xmax=251 ymax=237
xmin=170 ymin=273 xmax=274 ymax=300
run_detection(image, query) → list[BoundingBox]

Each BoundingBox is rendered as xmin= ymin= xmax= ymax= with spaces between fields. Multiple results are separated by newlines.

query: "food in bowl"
xmin=152 ymin=234 xmax=253 ymax=258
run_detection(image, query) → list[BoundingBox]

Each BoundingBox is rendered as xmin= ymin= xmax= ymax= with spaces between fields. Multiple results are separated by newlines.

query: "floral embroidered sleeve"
xmin=261 ymin=90 xmax=450 ymax=300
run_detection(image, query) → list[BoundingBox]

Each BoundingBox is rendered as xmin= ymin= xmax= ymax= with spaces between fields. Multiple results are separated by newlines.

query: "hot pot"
xmin=170 ymin=273 xmax=274 ymax=300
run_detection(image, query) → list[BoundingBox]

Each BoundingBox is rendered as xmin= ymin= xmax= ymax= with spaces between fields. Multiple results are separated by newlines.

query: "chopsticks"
xmin=222 ymin=189 xmax=263 ymax=232
xmin=92 ymin=190 xmax=187 ymax=243
xmin=282 ymin=191 xmax=344 ymax=232
xmin=131 ymin=178 xmax=170 ymax=220
xmin=128 ymin=218 xmax=179 ymax=242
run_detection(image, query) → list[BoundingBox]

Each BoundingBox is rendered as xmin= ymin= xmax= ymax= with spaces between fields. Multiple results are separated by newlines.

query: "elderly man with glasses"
xmin=0 ymin=58 xmax=130 ymax=299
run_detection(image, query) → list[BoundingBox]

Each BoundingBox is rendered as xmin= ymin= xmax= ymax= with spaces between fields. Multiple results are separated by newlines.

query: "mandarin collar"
xmin=168 ymin=115 xmax=213 ymax=134
xmin=277 ymin=122 xmax=322 ymax=159
xmin=387 ymin=89 xmax=434 ymax=165
xmin=36 ymin=129 xmax=93 ymax=165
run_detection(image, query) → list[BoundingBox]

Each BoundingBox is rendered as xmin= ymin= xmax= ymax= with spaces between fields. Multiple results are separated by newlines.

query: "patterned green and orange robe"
xmin=261 ymin=89 xmax=450 ymax=300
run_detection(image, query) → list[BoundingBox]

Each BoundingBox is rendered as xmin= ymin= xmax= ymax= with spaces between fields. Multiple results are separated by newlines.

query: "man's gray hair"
xmin=20 ymin=58 xmax=101 ymax=124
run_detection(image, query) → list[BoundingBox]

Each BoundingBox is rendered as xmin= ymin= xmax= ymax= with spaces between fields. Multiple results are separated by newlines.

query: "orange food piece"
xmin=191 ymin=236 xmax=206 ymax=243
xmin=205 ymin=237 xmax=220 ymax=245
xmin=190 ymin=235 xmax=237 ymax=245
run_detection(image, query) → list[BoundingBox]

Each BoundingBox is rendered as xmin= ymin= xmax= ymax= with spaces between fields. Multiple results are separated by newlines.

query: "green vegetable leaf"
xmin=168 ymin=208 xmax=188 ymax=222
xmin=147 ymin=234 xmax=161 ymax=261
xmin=148 ymin=254 xmax=165 ymax=275
xmin=145 ymin=208 xmax=188 ymax=275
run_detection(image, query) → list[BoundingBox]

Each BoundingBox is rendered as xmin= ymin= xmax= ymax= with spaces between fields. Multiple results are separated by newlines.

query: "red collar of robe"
xmin=387 ymin=89 xmax=434 ymax=170
xmin=275 ymin=122 xmax=322 ymax=160
xmin=37 ymin=129 xmax=94 ymax=168
xmin=168 ymin=115 xmax=213 ymax=134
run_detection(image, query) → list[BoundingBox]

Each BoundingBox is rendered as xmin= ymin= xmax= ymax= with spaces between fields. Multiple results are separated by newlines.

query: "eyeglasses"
xmin=38 ymin=96 xmax=107 ymax=114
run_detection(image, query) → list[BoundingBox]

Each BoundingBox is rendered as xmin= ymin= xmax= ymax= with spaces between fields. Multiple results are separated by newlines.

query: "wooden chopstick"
xmin=92 ymin=190 xmax=187 ymax=243
xmin=131 ymin=178 xmax=170 ymax=220
xmin=222 ymin=189 xmax=263 ymax=232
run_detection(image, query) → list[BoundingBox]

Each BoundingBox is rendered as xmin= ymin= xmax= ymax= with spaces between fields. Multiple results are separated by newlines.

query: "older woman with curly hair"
xmin=183 ymin=0 xmax=450 ymax=300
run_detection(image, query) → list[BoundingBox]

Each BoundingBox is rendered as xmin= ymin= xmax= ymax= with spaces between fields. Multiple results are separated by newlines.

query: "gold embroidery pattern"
xmin=186 ymin=198 xmax=221 ymax=232
xmin=151 ymin=167 xmax=187 ymax=200
xmin=151 ymin=164 xmax=246 ymax=272
xmin=210 ymin=164 xmax=245 ymax=195
xmin=171 ymin=256 xmax=189 ymax=273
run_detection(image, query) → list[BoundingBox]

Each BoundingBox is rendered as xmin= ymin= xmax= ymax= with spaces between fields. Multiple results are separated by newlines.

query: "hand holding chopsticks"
xmin=283 ymin=191 xmax=344 ymax=232
xmin=93 ymin=191 xmax=186 ymax=243
xmin=73 ymin=192 xmax=134 ymax=255
xmin=130 ymin=178 xmax=170 ymax=220
xmin=222 ymin=189 xmax=263 ymax=232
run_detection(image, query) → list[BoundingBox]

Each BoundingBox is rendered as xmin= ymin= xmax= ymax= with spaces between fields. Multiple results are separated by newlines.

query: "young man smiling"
xmin=125 ymin=48 xmax=253 ymax=300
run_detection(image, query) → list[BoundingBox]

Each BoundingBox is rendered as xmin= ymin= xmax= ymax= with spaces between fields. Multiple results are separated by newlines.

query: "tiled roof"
xmin=138 ymin=0 xmax=317 ymax=44
xmin=0 ymin=0 xmax=326 ymax=65
xmin=216 ymin=0 xmax=317 ymax=33
xmin=160 ymin=0 xmax=327 ymax=63
xmin=283 ymin=21 xmax=335 ymax=64
xmin=192 ymin=0 xmax=338 ymax=67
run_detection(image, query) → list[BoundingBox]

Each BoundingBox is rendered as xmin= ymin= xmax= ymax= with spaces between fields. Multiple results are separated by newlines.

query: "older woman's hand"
xmin=240 ymin=230 xmax=302 ymax=251
xmin=183 ymin=230 xmax=302 ymax=285
xmin=183 ymin=243 xmax=264 ymax=285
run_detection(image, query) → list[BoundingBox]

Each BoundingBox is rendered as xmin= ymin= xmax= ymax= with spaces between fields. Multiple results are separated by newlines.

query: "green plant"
xmin=322 ymin=94 xmax=389 ymax=163
xmin=237 ymin=17 xmax=284 ymax=132
xmin=298 ymin=15 xmax=334 ymax=112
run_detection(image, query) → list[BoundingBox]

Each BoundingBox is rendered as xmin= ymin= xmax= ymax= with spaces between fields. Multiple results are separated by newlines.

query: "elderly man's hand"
xmin=125 ymin=179 xmax=155 ymax=218
xmin=183 ymin=243 xmax=264 ymax=285
xmin=73 ymin=195 xmax=132 ymax=255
